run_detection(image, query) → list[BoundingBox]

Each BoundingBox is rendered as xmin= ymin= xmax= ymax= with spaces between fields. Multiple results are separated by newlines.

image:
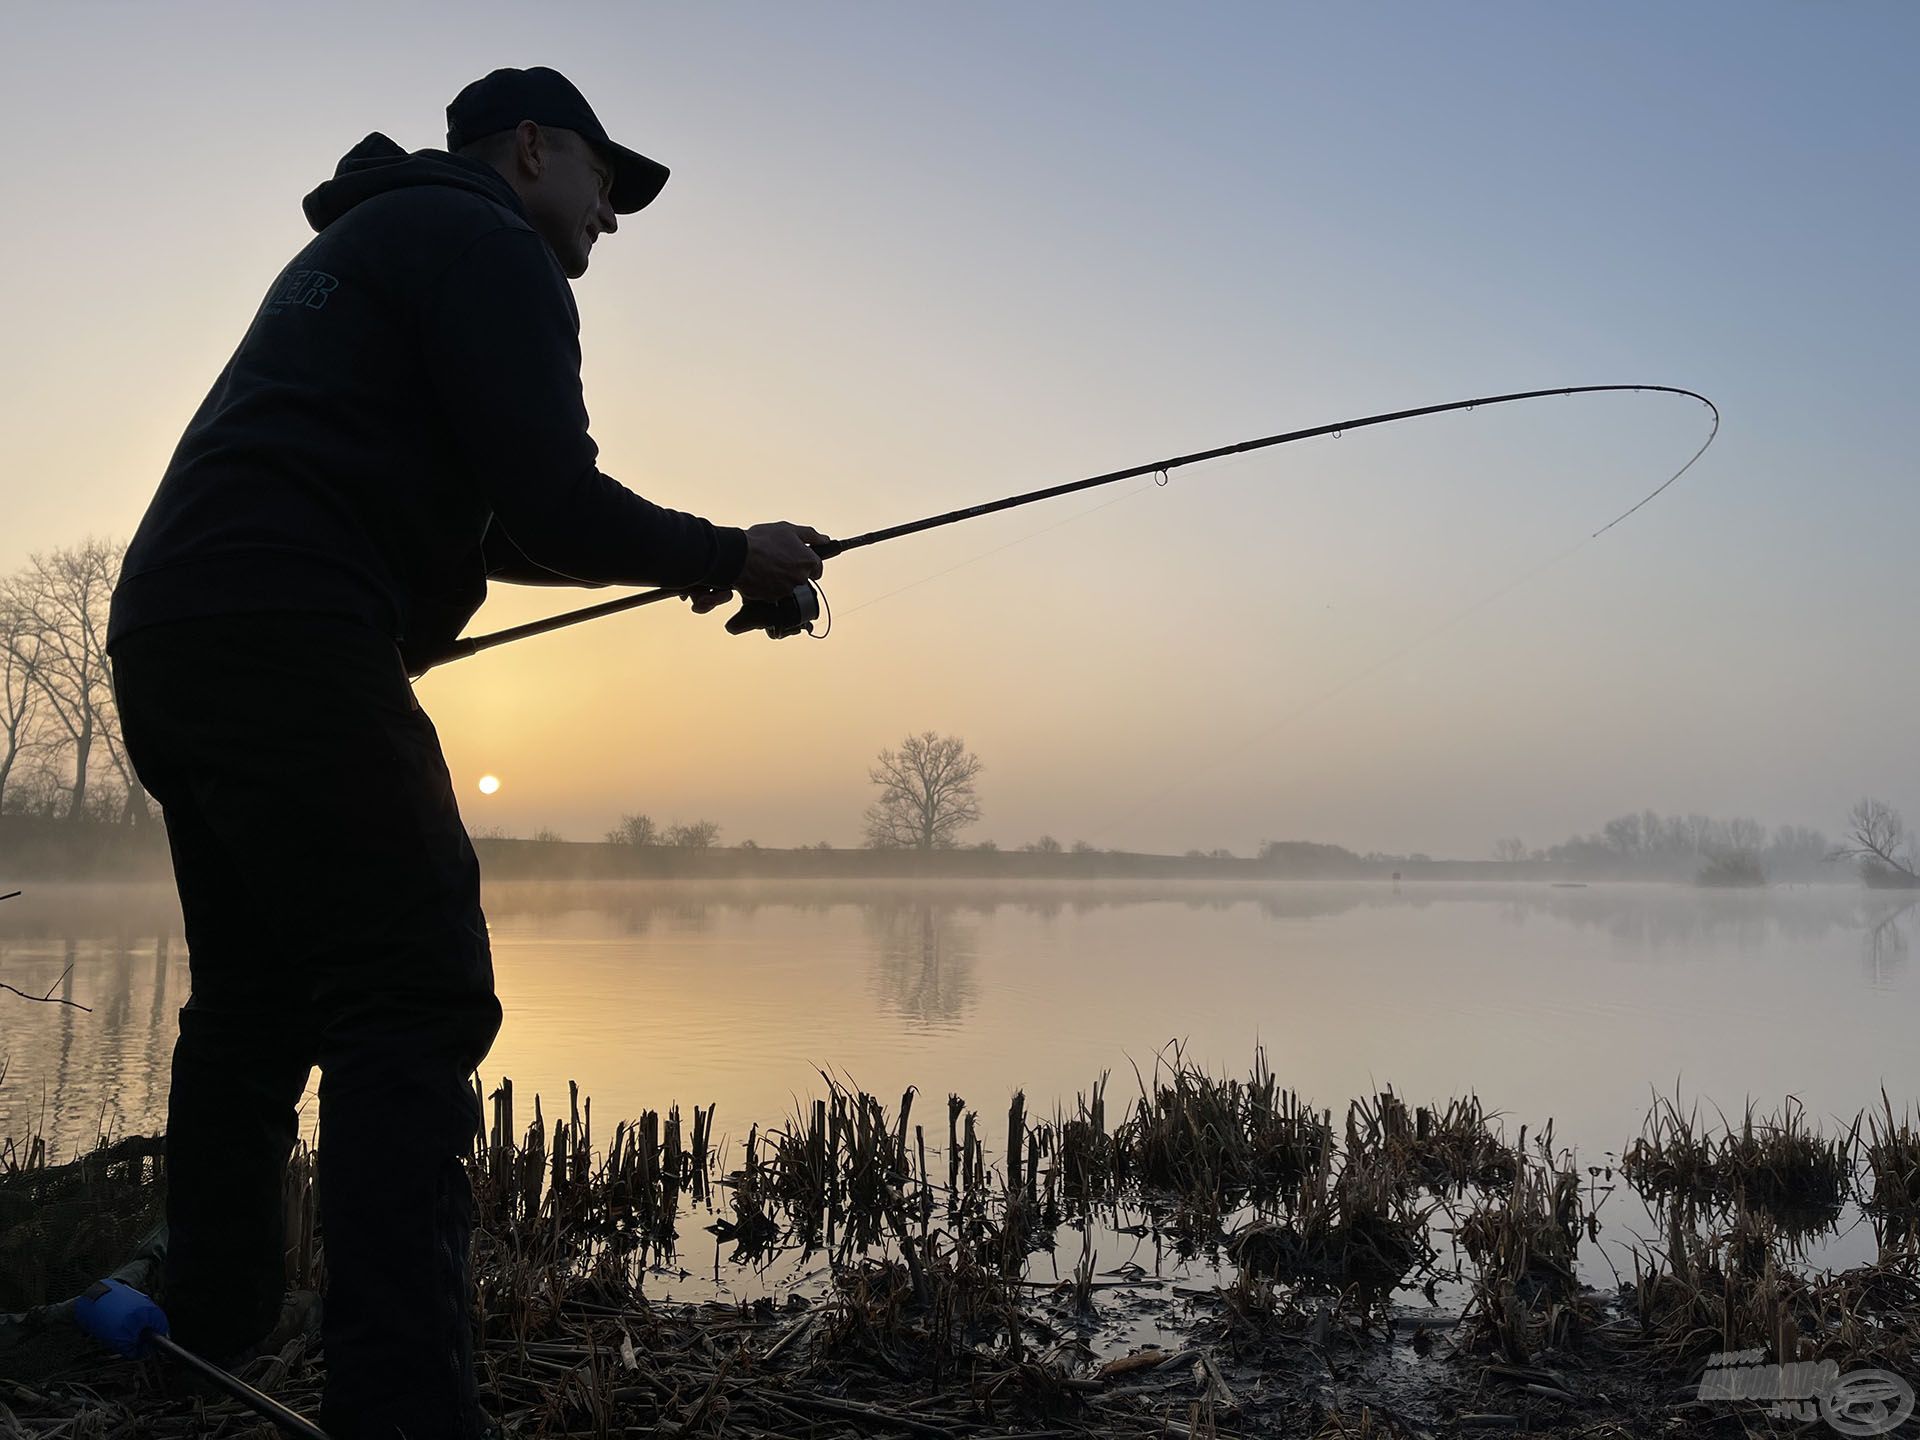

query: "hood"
xmin=302 ymin=132 xmax=526 ymax=232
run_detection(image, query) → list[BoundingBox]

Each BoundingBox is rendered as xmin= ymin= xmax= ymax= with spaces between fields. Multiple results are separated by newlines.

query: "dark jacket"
xmin=108 ymin=133 xmax=748 ymax=666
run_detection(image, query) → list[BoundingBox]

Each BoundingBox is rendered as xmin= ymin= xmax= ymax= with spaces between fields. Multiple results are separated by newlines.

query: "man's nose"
xmin=598 ymin=198 xmax=618 ymax=235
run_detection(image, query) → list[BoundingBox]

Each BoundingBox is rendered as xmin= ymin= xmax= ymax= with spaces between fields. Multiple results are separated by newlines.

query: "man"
xmin=107 ymin=67 xmax=824 ymax=1440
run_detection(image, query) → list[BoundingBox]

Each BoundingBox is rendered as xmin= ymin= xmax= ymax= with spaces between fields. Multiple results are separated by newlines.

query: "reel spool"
xmin=725 ymin=581 xmax=822 ymax=639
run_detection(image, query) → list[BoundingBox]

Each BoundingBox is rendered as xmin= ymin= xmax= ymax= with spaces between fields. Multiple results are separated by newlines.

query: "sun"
xmin=477 ymin=774 xmax=501 ymax=795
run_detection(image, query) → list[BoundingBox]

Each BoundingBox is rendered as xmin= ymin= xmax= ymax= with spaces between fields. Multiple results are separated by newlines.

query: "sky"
xmin=2 ymin=2 xmax=1915 ymax=858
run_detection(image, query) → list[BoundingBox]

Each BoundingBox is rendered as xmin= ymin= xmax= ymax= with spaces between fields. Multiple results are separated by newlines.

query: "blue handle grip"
xmin=75 ymin=1278 xmax=170 ymax=1358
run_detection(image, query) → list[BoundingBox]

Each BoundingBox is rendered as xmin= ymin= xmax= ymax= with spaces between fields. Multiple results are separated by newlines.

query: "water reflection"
xmin=5 ymin=880 xmax=1920 ymax=1174
xmin=1860 ymin=900 xmax=1915 ymax=987
xmin=1 ymin=918 xmax=185 ymax=1161
xmin=863 ymin=902 xmax=978 ymax=1029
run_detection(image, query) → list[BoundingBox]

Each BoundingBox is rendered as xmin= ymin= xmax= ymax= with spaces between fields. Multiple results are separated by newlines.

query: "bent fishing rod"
xmin=412 ymin=383 xmax=1718 ymax=673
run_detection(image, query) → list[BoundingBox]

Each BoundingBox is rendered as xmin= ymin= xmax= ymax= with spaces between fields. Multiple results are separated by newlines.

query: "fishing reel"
xmin=725 ymin=581 xmax=823 ymax=639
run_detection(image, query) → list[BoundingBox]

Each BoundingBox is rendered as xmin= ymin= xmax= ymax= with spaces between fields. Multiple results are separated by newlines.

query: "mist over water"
xmin=5 ymin=879 xmax=1914 ymax=1182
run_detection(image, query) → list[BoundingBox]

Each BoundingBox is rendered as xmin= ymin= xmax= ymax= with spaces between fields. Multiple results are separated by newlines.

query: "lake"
xmin=3 ymin=878 xmax=1915 ymax=1289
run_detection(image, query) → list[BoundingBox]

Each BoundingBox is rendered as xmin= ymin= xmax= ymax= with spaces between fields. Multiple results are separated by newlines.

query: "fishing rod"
xmin=412 ymin=383 xmax=1718 ymax=673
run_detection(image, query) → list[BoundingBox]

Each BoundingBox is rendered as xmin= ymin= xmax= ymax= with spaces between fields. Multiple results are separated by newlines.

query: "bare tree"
xmin=1830 ymin=797 xmax=1919 ymax=885
xmin=12 ymin=540 xmax=121 ymax=822
xmin=97 ymin=710 xmax=152 ymax=827
xmin=1 ymin=759 xmax=68 ymax=818
xmin=665 ymin=819 xmax=722 ymax=849
xmin=604 ymin=812 xmax=659 ymax=846
xmin=0 ymin=587 xmax=46 ymax=813
xmin=863 ymin=732 xmax=983 ymax=850
xmin=1492 ymin=836 xmax=1527 ymax=863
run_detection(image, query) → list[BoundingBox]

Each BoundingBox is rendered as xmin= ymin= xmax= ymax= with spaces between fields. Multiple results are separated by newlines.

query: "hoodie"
xmin=108 ymin=134 xmax=748 ymax=666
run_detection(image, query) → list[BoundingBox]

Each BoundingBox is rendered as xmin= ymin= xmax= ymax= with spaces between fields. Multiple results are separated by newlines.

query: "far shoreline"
xmin=0 ymin=813 xmax=1866 ymax=888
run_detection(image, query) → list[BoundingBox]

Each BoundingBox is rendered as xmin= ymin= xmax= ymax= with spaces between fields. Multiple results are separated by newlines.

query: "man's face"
xmin=521 ymin=129 xmax=618 ymax=280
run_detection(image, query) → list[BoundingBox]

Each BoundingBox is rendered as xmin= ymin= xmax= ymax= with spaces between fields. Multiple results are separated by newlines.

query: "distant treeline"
xmin=1491 ymin=812 xmax=1832 ymax=883
xmin=0 ymin=809 xmax=1861 ymax=887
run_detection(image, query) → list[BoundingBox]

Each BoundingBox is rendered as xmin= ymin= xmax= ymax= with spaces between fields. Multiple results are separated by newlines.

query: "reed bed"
xmin=1109 ymin=1045 xmax=1331 ymax=1219
xmin=6 ymin=1075 xmax=1259 ymax=1437
xmin=1623 ymin=1094 xmax=1857 ymax=1240
xmin=1864 ymin=1091 xmax=1920 ymax=1239
xmin=1620 ymin=1095 xmax=1718 ymax=1209
xmin=1227 ymin=1139 xmax=1435 ymax=1312
xmin=1455 ymin=1151 xmax=1590 ymax=1362
xmin=0 ymin=1132 xmax=164 ymax=1313
xmin=1619 ymin=1095 xmax=1920 ymax=1396
xmin=8 ymin=1065 xmax=1920 ymax=1437
xmin=1347 ymin=1089 xmax=1518 ymax=1196
xmin=1719 ymin=1099 xmax=1857 ymax=1228
xmin=1632 ymin=1199 xmax=1831 ymax=1365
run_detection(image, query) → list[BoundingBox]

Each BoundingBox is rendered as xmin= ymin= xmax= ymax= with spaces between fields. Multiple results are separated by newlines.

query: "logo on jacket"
xmin=264 ymin=268 xmax=340 ymax=315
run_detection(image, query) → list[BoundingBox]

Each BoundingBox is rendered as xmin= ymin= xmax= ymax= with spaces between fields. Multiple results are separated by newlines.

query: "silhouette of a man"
xmin=107 ymin=67 xmax=824 ymax=1440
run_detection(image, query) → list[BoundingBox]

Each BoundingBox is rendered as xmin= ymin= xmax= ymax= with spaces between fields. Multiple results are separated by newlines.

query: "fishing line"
xmin=808 ymin=580 xmax=832 ymax=639
xmin=1091 ymin=532 xmax=1598 ymax=845
xmin=1090 ymin=400 xmax=1721 ymax=846
xmin=836 ymin=479 xmax=1160 ymax=617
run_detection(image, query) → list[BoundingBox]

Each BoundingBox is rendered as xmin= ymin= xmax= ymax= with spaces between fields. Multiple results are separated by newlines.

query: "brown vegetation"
xmin=6 ymin=1066 xmax=1920 ymax=1436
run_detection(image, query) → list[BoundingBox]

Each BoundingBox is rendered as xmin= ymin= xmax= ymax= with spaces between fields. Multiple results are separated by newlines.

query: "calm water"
xmin=5 ymin=878 xmax=1914 ymax=1157
xmin=4 ymin=878 xmax=1916 ymax=1285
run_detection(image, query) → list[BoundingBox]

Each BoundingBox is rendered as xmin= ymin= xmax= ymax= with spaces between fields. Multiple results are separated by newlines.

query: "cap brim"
xmin=602 ymin=141 xmax=669 ymax=214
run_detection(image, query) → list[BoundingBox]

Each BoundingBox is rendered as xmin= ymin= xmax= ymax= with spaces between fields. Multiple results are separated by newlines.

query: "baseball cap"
xmin=446 ymin=66 xmax=669 ymax=214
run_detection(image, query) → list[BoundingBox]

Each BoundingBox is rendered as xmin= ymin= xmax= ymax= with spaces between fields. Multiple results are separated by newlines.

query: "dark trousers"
xmin=111 ymin=612 xmax=502 ymax=1440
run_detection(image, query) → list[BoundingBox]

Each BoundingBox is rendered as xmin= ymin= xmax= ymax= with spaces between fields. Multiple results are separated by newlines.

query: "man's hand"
xmin=685 ymin=587 xmax=734 ymax=614
xmin=734 ymin=522 xmax=829 ymax=600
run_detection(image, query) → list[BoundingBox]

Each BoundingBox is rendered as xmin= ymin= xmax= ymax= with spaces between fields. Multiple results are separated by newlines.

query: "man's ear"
xmin=512 ymin=120 xmax=548 ymax=181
